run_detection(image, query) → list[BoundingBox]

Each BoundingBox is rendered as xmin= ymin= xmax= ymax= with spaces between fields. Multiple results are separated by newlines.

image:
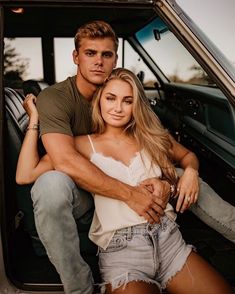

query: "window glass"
xmin=4 ymin=38 xmax=43 ymax=86
xmin=123 ymin=40 xmax=157 ymax=88
xmin=176 ymin=0 xmax=235 ymax=74
xmin=136 ymin=18 xmax=213 ymax=86
xmin=116 ymin=38 xmax=123 ymax=68
xmin=54 ymin=38 xmax=76 ymax=82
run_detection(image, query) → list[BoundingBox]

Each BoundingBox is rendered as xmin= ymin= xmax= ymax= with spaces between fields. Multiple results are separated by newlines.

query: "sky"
xmin=177 ymin=0 xmax=235 ymax=65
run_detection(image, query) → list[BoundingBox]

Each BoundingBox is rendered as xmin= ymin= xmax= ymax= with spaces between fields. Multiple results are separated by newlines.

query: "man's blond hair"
xmin=74 ymin=20 xmax=119 ymax=52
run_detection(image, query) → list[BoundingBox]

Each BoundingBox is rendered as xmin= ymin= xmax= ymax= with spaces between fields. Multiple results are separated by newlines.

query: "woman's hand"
xmin=23 ymin=93 xmax=38 ymax=120
xmin=176 ymin=167 xmax=199 ymax=213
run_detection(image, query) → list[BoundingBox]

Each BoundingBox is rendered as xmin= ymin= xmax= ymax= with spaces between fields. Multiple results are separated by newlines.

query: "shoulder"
xmin=37 ymin=77 xmax=76 ymax=105
xmin=37 ymin=78 xmax=77 ymax=115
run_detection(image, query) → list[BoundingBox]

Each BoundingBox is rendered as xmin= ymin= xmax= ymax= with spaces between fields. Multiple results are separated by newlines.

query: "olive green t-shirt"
xmin=37 ymin=76 xmax=92 ymax=137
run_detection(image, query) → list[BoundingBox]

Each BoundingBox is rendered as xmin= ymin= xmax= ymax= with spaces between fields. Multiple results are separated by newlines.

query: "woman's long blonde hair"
xmin=92 ymin=68 xmax=177 ymax=183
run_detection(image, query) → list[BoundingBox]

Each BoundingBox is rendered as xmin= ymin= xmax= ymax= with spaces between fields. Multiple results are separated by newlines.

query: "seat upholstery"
xmin=22 ymin=80 xmax=49 ymax=97
xmin=4 ymin=87 xmax=97 ymax=257
xmin=4 ymin=87 xmax=43 ymax=253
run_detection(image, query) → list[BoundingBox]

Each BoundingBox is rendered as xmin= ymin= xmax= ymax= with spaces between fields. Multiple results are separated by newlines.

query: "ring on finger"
xmin=186 ymin=196 xmax=191 ymax=202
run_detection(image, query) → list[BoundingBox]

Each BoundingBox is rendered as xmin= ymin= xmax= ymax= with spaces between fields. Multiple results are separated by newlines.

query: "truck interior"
xmin=0 ymin=0 xmax=235 ymax=292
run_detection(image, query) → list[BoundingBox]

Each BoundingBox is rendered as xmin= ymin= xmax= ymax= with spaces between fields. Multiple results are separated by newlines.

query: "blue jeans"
xmin=31 ymin=171 xmax=94 ymax=294
xmin=176 ymin=168 xmax=235 ymax=244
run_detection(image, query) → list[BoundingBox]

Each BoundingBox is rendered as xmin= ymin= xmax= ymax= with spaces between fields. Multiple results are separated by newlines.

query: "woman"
xmin=16 ymin=68 xmax=233 ymax=294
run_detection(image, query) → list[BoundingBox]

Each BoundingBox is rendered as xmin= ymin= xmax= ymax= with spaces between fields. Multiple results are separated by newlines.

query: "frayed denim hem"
xmin=98 ymin=272 xmax=162 ymax=294
xmin=161 ymin=245 xmax=196 ymax=290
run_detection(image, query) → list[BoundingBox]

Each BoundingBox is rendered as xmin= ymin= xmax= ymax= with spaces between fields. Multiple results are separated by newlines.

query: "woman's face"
xmin=99 ymin=79 xmax=134 ymax=129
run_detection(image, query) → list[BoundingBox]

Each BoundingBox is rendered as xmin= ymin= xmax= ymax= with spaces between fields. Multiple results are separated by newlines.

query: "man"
xmin=32 ymin=20 xmax=171 ymax=294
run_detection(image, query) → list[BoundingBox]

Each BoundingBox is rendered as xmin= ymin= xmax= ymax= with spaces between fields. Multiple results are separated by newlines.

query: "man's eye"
xmin=103 ymin=52 xmax=113 ymax=58
xmin=85 ymin=51 xmax=95 ymax=56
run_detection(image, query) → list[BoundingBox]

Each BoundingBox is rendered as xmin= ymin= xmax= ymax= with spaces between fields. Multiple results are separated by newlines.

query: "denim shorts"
xmin=98 ymin=216 xmax=194 ymax=293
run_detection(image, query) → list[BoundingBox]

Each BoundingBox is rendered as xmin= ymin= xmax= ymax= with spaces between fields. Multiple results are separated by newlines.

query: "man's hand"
xmin=140 ymin=177 xmax=171 ymax=211
xmin=128 ymin=177 xmax=172 ymax=224
xmin=126 ymin=185 xmax=165 ymax=224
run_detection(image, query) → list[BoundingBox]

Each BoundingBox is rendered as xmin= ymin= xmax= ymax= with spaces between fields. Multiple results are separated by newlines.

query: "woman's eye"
xmin=106 ymin=96 xmax=115 ymax=101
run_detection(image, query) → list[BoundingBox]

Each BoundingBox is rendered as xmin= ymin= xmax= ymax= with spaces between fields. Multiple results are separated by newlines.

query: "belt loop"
xmin=127 ymin=226 xmax=132 ymax=241
xmin=161 ymin=218 xmax=167 ymax=232
xmin=147 ymin=223 xmax=153 ymax=235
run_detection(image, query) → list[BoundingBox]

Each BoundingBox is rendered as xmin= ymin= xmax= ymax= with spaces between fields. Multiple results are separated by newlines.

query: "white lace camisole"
xmin=87 ymin=135 xmax=176 ymax=249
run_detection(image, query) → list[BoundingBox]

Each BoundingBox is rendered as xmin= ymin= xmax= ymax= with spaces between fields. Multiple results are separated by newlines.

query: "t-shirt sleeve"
xmin=37 ymin=87 xmax=73 ymax=136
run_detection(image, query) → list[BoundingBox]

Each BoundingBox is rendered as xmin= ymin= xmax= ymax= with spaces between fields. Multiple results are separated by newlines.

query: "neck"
xmin=102 ymin=126 xmax=136 ymax=147
xmin=75 ymin=72 xmax=98 ymax=101
xmin=103 ymin=125 xmax=127 ymax=139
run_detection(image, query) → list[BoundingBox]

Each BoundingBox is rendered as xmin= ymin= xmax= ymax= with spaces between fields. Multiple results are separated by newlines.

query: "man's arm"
xmin=139 ymin=178 xmax=172 ymax=213
xmin=42 ymin=133 xmax=164 ymax=223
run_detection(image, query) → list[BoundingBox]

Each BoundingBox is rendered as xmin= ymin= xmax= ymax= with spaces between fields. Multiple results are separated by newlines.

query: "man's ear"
xmin=73 ymin=49 xmax=79 ymax=65
xmin=114 ymin=54 xmax=118 ymax=68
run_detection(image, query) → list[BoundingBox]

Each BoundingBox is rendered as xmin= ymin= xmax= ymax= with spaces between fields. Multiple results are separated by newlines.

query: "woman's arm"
xmin=170 ymin=135 xmax=200 ymax=213
xmin=16 ymin=94 xmax=53 ymax=185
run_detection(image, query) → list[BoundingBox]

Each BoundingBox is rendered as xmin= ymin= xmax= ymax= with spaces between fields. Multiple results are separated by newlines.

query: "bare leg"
xmin=166 ymin=252 xmax=234 ymax=294
xmin=106 ymin=281 xmax=160 ymax=294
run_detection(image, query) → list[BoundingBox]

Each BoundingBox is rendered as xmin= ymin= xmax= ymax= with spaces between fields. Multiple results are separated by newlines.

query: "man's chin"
xmin=90 ymin=77 xmax=106 ymax=86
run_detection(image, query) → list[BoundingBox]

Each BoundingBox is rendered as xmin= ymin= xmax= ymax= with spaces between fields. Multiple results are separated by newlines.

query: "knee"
xmin=31 ymin=171 xmax=76 ymax=210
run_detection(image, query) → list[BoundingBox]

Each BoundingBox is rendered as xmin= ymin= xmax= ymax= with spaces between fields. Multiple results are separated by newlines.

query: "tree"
xmin=187 ymin=64 xmax=215 ymax=85
xmin=4 ymin=38 xmax=29 ymax=87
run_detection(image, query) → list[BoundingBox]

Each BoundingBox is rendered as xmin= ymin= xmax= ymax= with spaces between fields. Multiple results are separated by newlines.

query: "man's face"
xmin=73 ymin=37 xmax=117 ymax=87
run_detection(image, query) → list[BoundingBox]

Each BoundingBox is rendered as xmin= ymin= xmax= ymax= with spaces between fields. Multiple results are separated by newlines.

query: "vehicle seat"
xmin=4 ymin=87 xmax=97 ymax=258
xmin=4 ymin=87 xmax=44 ymax=254
xmin=22 ymin=80 xmax=49 ymax=97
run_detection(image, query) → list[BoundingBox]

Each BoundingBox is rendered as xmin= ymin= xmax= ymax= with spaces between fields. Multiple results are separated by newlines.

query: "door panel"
xmin=152 ymin=83 xmax=235 ymax=204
